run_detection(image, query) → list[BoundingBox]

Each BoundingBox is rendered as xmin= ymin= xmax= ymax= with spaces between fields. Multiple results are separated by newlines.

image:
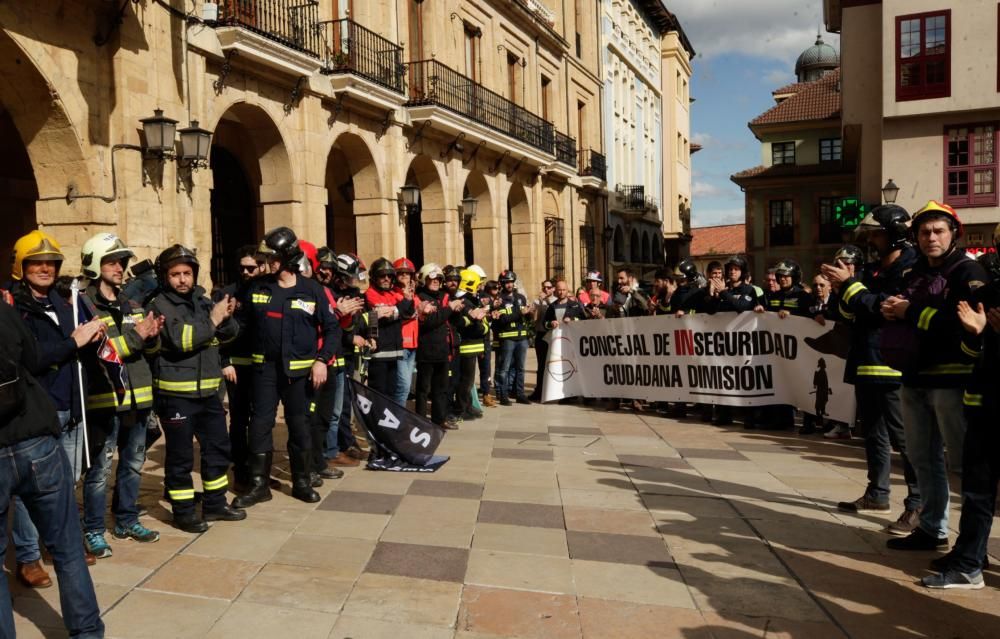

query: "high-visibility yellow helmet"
xmin=458 ymin=268 xmax=482 ymax=294
xmin=912 ymin=200 xmax=962 ymax=236
xmin=80 ymin=232 xmax=134 ymax=279
xmin=11 ymin=230 xmax=64 ymax=281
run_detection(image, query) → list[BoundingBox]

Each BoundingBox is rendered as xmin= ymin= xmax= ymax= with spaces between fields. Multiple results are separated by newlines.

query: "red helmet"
xmin=298 ymin=241 xmax=319 ymax=273
xmin=393 ymin=257 xmax=416 ymax=274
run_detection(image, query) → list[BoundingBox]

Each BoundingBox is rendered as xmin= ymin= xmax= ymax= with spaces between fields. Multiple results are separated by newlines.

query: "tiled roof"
xmin=730 ymin=161 xmax=852 ymax=185
xmin=771 ymin=80 xmax=810 ymax=96
xmin=690 ymin=224 xmax=745 ymax=258
xmin=751 ymin=69 xmax=840 ymax=127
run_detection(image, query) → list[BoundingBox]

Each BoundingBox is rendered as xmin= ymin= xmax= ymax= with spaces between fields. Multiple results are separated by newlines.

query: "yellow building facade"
xmin=0 ymin=0 xmax=609 ymax=289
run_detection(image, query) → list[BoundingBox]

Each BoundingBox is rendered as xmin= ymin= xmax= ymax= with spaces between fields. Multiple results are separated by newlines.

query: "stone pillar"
xmin=354 ymin=197 xmax=395 ymax=260
xmin=421 ymin=206 xmax=460 ymax=266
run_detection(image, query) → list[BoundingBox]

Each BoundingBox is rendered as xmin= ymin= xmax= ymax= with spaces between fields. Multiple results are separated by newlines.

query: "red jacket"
xmin=393 ymin=286 xmax=418 ymax=349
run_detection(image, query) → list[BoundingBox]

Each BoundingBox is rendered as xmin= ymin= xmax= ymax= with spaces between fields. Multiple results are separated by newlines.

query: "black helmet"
xmin=260 ymin=226 xmax=302 ymax=269
xmin=857 ymin=204 xmax=911 ymax=250
xmin=156 ymin=244 xmax=199 ymax=284
xmin=672 ymin=258 xmax=698 ymax=282
xmin=369 ymin=257 xmax=395 ymax=289
xmin=443 ymin=265 xmax=461 ymax=282
xmin=316 ymin=246 xmax=337 ymax=269
xmin=499 ymin=269 xmax=517 ymax=283
xmin=833 ymin=244 xmax=865 ymax=265
xmin=773 ymin=259 xmax=801 ymax=284
xmin=335 ymin=253 xmax=366 ymax=281
xmin=724 ymin=255 xmax=749 ymax=277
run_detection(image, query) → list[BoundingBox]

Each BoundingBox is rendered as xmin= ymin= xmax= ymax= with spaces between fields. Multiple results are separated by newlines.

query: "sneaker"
xmin=886 ymin=509 xmax=920 ymax=536
xmin=921 ymin=569 xmax=984 ymax=590
xmin=84 ymin=531 xmax=112 ymax=559
xmin=824 ymin=425 xmax=852 ymax=439
xmin=837 ymin=495 xmax=891 ymax=513
xmin=499 ymin=396 xmax=512 ymax=406
xmin=112 ymin=522 xmax=160 ymax=543
xmin=886 ymin=527 xmax=947 ymax=551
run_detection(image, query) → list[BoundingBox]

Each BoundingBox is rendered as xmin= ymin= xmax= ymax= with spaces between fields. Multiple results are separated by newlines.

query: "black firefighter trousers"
xmin=157 ymin=394 xmax=232 ymax=516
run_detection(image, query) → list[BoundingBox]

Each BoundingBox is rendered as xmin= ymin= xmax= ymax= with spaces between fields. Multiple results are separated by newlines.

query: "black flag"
xmin=349 ymin=379 xmax=449 ymax=472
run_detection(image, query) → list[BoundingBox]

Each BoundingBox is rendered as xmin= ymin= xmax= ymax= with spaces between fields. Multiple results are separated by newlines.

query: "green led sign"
xmin=834 ymin=198 xmax=869 ymax=229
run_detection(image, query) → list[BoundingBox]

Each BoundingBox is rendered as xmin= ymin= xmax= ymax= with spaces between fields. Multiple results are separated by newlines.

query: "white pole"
xmin=70 ymin=279 xmax=91 ymax=471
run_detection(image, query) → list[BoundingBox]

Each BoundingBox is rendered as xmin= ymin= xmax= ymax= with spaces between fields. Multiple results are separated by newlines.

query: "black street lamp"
xmin=140 ymin=108 xmax=178 ymax=158
xmin=882 ymin=178 xmax=899 ymax=204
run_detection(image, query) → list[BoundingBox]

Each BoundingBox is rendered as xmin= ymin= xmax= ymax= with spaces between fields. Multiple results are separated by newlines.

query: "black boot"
xmin=310 ymin=472 xmax=324 ymax=488
xmin=232 ymin=452 xmax=273 ymax=508
xmin=173 ymin=511 xmax=209 ymax=534
xmin=290 ymin=450 xmax=321 ymax=503
xmin=204 ymin=502 xmax=248 ymax=522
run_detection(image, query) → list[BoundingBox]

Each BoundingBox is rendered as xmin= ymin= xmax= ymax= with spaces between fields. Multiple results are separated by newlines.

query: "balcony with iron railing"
xmin=319 ymin=19 xmax=405 ymax=95
xmin=553 ymin=131 xmax=577 ymax=168
xmin=617 ymin=184 xmax=657 ymax=211
xmin=578 ymin=149 xmax=606 ymax=182
xmin=406 ymin=59 xmax=554 ymax=156
xmin=212 ymin=0 xmax=323 ymax=76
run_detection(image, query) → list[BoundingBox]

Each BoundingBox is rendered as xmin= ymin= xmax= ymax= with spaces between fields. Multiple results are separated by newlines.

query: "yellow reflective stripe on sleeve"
xmin=917 ymin=307 xmax=938 ymax=331
xmin=841 ymin=281 xmax=866 ymax=304
xmin=181 ymin=324 xmax=194 ymax=352
xmin=459 ymin=344 xmax=485 ymax=354
xmin=251 ymin=293 xmax=271 ymax=304
xmin=154 ymin=378 xmax=221 ymax=393
xmin=230 ymin=357 xmax=253 ymax=366
xmin=251 ymin=354 xmax=265 ymax=364
xmin=202 ymin=476 xmax=229 ymax=491
xmin=960 ymin=341 xmax=981 ymax=358
xmin=100 ymin=316 xmax=115 ymax=327
xmin=963 ymin=392 xmax=983 ymax=407
xmin=168 ymin=488 xmax=196 ymax=501
xmin=86 ymin=392 xmax=121 ymax=409
xmin=289 ymin=359 xmax=315 ymax=370
xmin=921 ymin=363 xmax=974 ymax=375
xmin=839 ymin=308 xmax=856 ymax=321
xmin=132 ymin=387 xmax=154 ymax=403
xmin=768 ymin=300 xmax=780 ymax=306
xmin=784 ymin=300 xmax=799 ymax=307
xmin=309 ymin=402 xmax=316 ymax=413
xmin=856 ymin=365 xmax=902 ymax=378
xmin=110 ymin=336 xmax=132 ymax=358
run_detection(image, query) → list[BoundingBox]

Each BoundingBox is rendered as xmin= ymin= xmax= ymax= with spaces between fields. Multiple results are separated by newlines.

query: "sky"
xmin=668 ymin=0 xmax=840 ymax=228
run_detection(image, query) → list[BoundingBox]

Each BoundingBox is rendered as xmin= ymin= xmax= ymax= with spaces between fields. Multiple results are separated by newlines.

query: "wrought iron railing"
xmin=554 ymin=131 xmax=577 ymax=167
xmin=406 ymin=59 xmax=554 ymax=154
xmin=319 ymin=19 xmax=405 ymax=94
xmin=216 ymin=0 xmax=322 ymax=57
xmin=617 ymin=184 xmax=646 ymax=210
xmin=579 ymin=149 xmax=606 ymax=181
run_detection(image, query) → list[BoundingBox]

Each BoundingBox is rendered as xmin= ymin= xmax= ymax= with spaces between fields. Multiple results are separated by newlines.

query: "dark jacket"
xmin=331 ymin=284 xmax=364 ymax=368
xmin=148 ymin=286 xmax=239 ymax=398
xmin=363 ymin=287 xmax=415 ymax=360
xmin=607 ymin=287 xmax=650 ymax=318
xmin=837 ymin=246 xmax=918 ymax=385
xmin=0 ymin=301 xmax=61 ymax=447
xmin=896 ymin=250 xmax=989 ymax=388
xmin=11 ymin=281 xmax=85 ymax=421
xmin=493 ymin=290 xmax=530 ymax=339
xmin=665 ymin=282 xmax=704 ymax=314
xmin=79 ymin=283 xmax=158 ymax=412
xmin=239 ymin=274 xmax=340 ymax=377
xmin=706 ymin=282 xmax=764 ymax=314
xmin=543 ymin=298 xmax=587 ymax=327
xmin=961 ymin=280 xmax=1000 ymax=409
xmin=766 ymin=285 xmax=812 ymax=317
xmin=416 ymin=287 xmax=453 ymax=363
xmin=216 ymin=281 xmax=255 ymax=367
xmin=450 ymin=293 xmax=489 ymax=357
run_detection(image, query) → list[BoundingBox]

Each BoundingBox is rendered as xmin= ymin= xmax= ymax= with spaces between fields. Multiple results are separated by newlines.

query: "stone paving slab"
xmin=13 ymin=396 xmax=1000 ymax=637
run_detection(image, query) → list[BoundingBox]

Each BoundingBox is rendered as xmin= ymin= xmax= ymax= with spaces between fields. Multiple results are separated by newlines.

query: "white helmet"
xmin=417 ymin=262 xmax=444 ymax=287
xmin=80 ymin=232 xmax=134 ymax=279
xmin=467 ymin=264 xmax=487 ymax=280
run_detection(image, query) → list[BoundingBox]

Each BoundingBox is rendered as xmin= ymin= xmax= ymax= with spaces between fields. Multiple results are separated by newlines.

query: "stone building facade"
xmin=0 ymin=0 xmax=614 ymax=289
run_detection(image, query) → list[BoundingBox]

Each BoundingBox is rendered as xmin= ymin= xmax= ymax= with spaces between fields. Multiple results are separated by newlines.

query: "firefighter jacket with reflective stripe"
xmin=148 ymin=286 xmax=239 ymax=398
xmin=363 ymin=287 xmax=415 ymax=360
xmin=665 ymin=283 xmax=705 ymax=314
xmin=837 ymin=246 xmax=917 ymax=385
xmin=216 ymin=281 xmax=255 ymax=367
xmin=239 ymin=275 xmax=340 ymax=377
xmin=766 ymin=286 xmax=811 ymax=317
xmin=898 ymin=250 xmax=989 ymax=388
xmin=394 ymin=285 xmax=419 ymax=350
xmin=416 ymin=288 xmax=454 ymax=363
xmin=333 ymin=285 xmax=364 ymax=368
xmin=450 ymin=293 xmax=489 ymax=357
xmin=960 ymin=281 xmax=1000 ymax=408
xmin=705 ymin=283 xmax=763 ymax=314
xmin=79 ymin=283 xmax=158 ymax=411
xmin=493 ymin=291 xmax=530 ymax=340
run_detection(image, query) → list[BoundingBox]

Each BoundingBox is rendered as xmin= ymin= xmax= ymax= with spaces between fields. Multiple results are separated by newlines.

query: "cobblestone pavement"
xmin=11 ymin=400 xmax=1000 ymax=638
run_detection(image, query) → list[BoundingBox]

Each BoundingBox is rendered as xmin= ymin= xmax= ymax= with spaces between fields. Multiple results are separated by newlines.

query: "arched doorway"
xmin=630 ymin=229 xmax=640 ymax=262
xmin=209 ymin=103 xmax=292 ymax=286
xmin=462 ymin=170 xmax=490 ymax=267
xmin=403 ymin=154 xmax=445 ymax=268
xmin=208 ymin=147 xmax=255 ymax=286
xmin=507 ymin=182 xmax=530 ymax=272
xmin=326 ymin=132 xmax=380 ymax=255
xmin=613 ymin=226 xmax=625 ymax=262
xmin=0 ymin=106 xmax=38 ymax=281
xmin=642 ymin=232 xmax=651 ymax=263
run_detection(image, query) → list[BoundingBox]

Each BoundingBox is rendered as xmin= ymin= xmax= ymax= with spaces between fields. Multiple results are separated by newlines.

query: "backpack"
xmin=879 ymin=258 xmax=963 ymax=373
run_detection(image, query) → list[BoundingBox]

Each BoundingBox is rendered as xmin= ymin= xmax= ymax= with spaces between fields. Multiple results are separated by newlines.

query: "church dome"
xmin=795 ymin=34 xmax=839 ymax=82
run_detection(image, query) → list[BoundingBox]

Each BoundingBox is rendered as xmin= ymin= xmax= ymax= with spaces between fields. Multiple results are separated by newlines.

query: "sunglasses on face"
xmin=240 ymin=264 xmax=260 ymax=273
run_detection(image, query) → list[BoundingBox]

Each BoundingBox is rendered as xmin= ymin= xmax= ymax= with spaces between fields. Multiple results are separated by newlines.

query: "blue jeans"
xmin=324 ymin=367 xmax=347 ymax=459
xmin=83 ymin=412 xmax=147 ymax=533
xmin=496 ymin=338 xmax=528 ymax=399
xmin=13 ymin=410 xmax=83 ymax=564
xmin=394 ymin=349 xmax=416 ymax=406
xmin=900 ymin=386 xmax=966 ymax=539
xmin=0 ymin=435 xmax=104 ymax=638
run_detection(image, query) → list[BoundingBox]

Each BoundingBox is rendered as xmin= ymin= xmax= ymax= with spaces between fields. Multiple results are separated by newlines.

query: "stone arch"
xmin=641 ymin=231 xmax=651 ymax=263
xmin=403 ymin=153 xmax=446 ymax=267
xmin=326 ymin=131 xmax=382 ymax=255
xmin=0 ymin=29 xmax=96 ymax=277
xmin=630 ymin=229 xmax=640 ymax=262
xmin=507 ymin=181 xmax=531 ymax=274
xmin=208 ymin=101 xmax=294 ymax=286
xmin=462 ymin=169 xmax=491 ymax=267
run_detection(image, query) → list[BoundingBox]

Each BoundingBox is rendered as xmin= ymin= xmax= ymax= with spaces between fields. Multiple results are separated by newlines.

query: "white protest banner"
xmin=543 ymin=312 xmax=856 ymax=424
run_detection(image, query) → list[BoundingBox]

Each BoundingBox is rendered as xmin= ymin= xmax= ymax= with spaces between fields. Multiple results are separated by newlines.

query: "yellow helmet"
xmin=458 ymin=268 xmax=482 ymax=294
xmin=11 ymin=230 xmax=64 ymax=281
